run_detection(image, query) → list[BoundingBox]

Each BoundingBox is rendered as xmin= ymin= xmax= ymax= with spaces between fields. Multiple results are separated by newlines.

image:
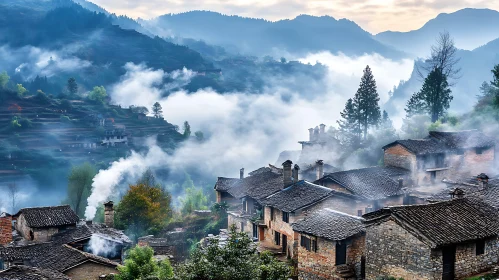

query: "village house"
xmin=383 ymin=130 xmax=495 ymax=186
xmin=102 ymin=126 xmax=128 ymax=147
xmin=0 ymin=265 xmax=70 ymax=280
xmin=12 ymin=205 xmax=80 ymax=242
xmin=214 ymin=169 xmax=244 ymax=208
xmin=362 ymin=198 xmax=499 ymax=280
xmin=298 ymin=124 xmax=341 ymax=167
xmin=292 ymin=208 xmax=365 ymax=280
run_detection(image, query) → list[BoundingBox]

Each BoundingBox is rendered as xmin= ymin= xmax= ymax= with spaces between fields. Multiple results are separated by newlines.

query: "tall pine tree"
xmin=353 ymin=65 xmax=381 ymax=140
xmin=405 ymin=67 xmax=452 ymax=123
xmin=337 ymin=98 xmax=360 ymax=148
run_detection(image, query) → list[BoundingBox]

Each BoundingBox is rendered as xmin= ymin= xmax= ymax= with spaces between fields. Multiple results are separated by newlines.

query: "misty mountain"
xmin=384 ymin=38 xmax=499 ymax=117
xmin=140 ymin=11 xmax=406 ymax=59
xmin=375 ymin=8 xmax=499 ymax=57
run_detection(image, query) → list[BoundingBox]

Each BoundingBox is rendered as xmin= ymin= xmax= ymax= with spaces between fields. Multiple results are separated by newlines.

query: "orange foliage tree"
xmin=115 ymin=184 xmax=172 ymax=240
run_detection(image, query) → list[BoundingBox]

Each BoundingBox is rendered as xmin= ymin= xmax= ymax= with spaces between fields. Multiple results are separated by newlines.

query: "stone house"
xmin=13 ymin=205 xmax=80 ymax=242
xmin=0 ymin=265 xmax=70 ymax=280
xmin=363 ymin=198 xmax=499 ymax=280
xmin=214 ymin=173 xmax=243 ymax=208
xmin=102 ymin=127 xmax=128 ymax=146
xmin=293 ymin=208 xmax=365 ymax=280
xmin=383 ymin=130 xmax=495 ymax=186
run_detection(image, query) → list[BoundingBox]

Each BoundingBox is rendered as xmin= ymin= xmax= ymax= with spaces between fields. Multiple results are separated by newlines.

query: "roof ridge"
xmin=323 ymin=208 xmax=365 ymax=220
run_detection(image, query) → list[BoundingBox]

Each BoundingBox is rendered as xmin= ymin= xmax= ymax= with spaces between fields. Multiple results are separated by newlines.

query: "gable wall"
xmin=64 ymin=262 xmax=117 ymax=280
xmin=384 ymin=145 xmax=417 ymax=172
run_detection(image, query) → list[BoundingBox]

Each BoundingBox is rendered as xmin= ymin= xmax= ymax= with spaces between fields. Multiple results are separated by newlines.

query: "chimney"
xmin=240 ymin=168 xmax=245 ymax=179
xmin=0 ymin=214 xmax=12 ymax=245
xmin=293 ymin=164 xmax=300 ymax=182
xmin=282 ymin=160 xmax=293 ymax=187
xmin=316 ymin=160 xmax=324 ymax=180
xmin=308 ymin=128 xmax=314 ymax=142
xmin=86 ymin=220 xmax=93 ymax=226
xmin=313 ymin=126 xmax=319 ymax=141
xmin=104 ymin=201 xmax=114 ymax=228
xmin=319 ymin=124 xmax=326 ymax=135
xmin=477 ymin=173 xmax=489 ymax=190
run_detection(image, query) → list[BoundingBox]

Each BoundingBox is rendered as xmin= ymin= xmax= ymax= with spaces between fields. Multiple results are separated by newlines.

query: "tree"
xmin=67 ymin=77 xmax=78 ymax=95
xmin=0 ymin=71 xmax=10 ymax=89
xmin=337 ymin=98 xmax=361 ymax=148
xmin=183 ymin=121 xmax=191 ymax=138
xmin=181 ymin=187 xmax=208 ymax=215
xmin=152 ymin=102 xmax=163 ymax=118
xmin=405 ymin=67 xmax=453 ymax=122
xmin=116 ymin=245 xmax=174 ymax=280
xmin=130 ymin=105 xmax=149 ymax=115
xmin=194 ymin=131 xmax=204 ymax=142
xmin=88 ymin=86 xmax=107 ymax=104
xmin=353 ymin=65 xmax=381 ymax=140
xmin=16 ymin=84 xmax=27 ymax=97
xmin=417 ymin=31 xmax=461 ymax=84
xmin=7 ymin=183 xmax=19 ymax=213
xmin=115 ymin=184 xmax=172 ymax=240
xmin=175 ymin=225 xmax=290 ymax=280
xmin=66 ymin=163 xmax=97 ymax=217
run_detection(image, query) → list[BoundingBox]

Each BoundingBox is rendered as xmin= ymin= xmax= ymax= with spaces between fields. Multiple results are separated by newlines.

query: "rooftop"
xmin=14 ymin=205 xmax=80 ymax=228
xmin=0 ymin=265 xmax=70 ymax=280
xmin=227 ymin=167 xmax=284 ymax=201
xmin=363 ymin=198 xmax=499 ymax=248
xmin=51 ymin=222 xmax=132 ymax=245
xmin=292 ymin=208 xmax=364 ymax=241
xmin=213 ymin=177 xmax=240 ymax=192
xmin=317 ymin=167 xmax=406 ymax=200
xmin=260 ymin=181 xmax=334 ymax=212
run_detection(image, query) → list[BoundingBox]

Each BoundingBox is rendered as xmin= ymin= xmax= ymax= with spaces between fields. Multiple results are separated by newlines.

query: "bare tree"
xmin=7 ymin=183 xmax=19 ymax=213
xmin=417 ymin=31 xmax=461 ymax=84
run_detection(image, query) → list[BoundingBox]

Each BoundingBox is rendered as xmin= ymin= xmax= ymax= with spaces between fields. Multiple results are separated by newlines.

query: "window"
xmin=0 ymin=260 xmax=4 ymax=270
xmin=270 ymin=207 xmax=274 ymax=221
xmin=240 ymin=222 xmax=244 ymax=232
xmin=252 ymin=223 xmax=258 ymax=239
xmin=275 ymin=231 xmax=281 ymax=246
xmin=357 ymin=210 xmax=363 ymax=217
xmin=430 ymin=171 xmax=436 ymax=183
xmin=301 ymin=235 xmax=310 ymax=251
xmin=456 ymin=149 xmax=465 ymax=155
xmin=282 ymin=212 xmax=289 ymax=223
xmin=476 ymin=148 xmax=484 ymax=155
xmin=365 ymin=206 xmax=373 ymax=213
xmin=476 ymin=239 xmax=485 ymax=255
xmin=312 ymin=239 xmax=318 ymax=252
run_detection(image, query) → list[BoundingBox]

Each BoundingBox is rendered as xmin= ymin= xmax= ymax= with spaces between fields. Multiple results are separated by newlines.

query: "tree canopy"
xmin=88 ymin=86 xmax=107 ymax=104
xmin=116 ymin=245 xmax=174 ymax=280
xmin=65 ymin=162 xmax=97 ymax=217
xmin=67 ymin=77 xmax=78 ymax=95
xmin=152 ymin=102 xmax=163 ymax=118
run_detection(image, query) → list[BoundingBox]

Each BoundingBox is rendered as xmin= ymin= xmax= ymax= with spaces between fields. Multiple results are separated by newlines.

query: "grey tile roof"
xmin=213 ymin=177 xmax=240 ymax=192
xmin=0 ymin=243 xmax=50 ymax=261
xmin=300 ymin=163 xmax=340 ymax=182
xmin=317 ymin=167 xmax=405 ymax=200
xmin=292 ymin=208 xmax=364 ymax=241
xmin=260 ymin=181 xmax=333 ymax=212
xmin=15 ymin=205 xmax=80 ymax=228
xmin=51 ymin=223 xmax=132 ymax=245
xmin=0 ymin=265 xmax=70 ymax=280
xmin=383 ymin=130 xmax=495 ymax=155
xmin=227 ymin=167 xmax=284 ymax=200
xmin=363 ymin=198 xmax=499 ymax=248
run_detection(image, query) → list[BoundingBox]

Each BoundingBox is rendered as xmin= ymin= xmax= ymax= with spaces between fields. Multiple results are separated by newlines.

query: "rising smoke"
xmin=84 ymin=52 xmax=414 ymax=220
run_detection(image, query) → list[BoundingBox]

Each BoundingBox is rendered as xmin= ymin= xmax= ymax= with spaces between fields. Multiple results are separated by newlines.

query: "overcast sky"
xmin=91 ymin=0 xmax=498 ymax=33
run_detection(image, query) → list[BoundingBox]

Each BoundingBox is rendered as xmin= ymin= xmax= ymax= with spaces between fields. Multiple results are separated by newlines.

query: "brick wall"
xmin=64 ymin=261 xmax=117 ymax=280
xmin=365 ymin=220 xmax=440 ymax=280
xmin=384 ymin=145 xmax=417 ymax=172
xmin=228 ymin=213 xmax=254 ymax=238
xmin=297 ymin=234 xmax=365 ymax=280
xmin=0 ymin=216 xmax=12 ymax=245
xmin=263 ymin=206 xmax=299 ymax=259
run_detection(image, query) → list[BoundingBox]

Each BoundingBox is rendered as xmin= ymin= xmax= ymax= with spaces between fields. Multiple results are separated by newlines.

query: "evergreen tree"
xmin=183 ymin=121 xmax=191 ymax=138
xmin=492 ymin=64 xmax=499 ymax=88
xmin=152 ymin=102 xmax=163 ymax=118
xmin=0 ymin=71 xmax=10 ymax=89
xmin=405 ymin=67 xmax=452 ymax=123
xmin=337 ymin=98 xmax=360 ymax=148
xmin=353 ymin=65 xmax=381 ymax=140
xmin=67 ymin=77 xmax=78 ymax=95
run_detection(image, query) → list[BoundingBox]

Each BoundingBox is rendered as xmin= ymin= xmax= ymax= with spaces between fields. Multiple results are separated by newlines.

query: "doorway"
xmin=335 ymin=241 xmax=347 ymax=265
xmin=442 ymin=246 xmax=456 ymax=280
xmin=282 ymin=235 xmax=287 ymax=254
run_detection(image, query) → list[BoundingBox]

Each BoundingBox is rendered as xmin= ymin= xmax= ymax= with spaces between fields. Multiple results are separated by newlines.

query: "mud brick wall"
xmin=0 ymin=216 xmax=12 ymax=245
xmin=64 ymin=262 xmax=117 ymax=280
xmin=384 ymin=145 xmax=417 ymax=172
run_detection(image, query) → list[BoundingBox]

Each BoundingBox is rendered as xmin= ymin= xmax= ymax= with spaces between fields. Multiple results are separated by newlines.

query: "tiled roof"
xmin=0 ymin=265 xmax=70 ymax=280
xmin=300 ymin=163 xmax=340 ymax=182
xmin=227 ymin=167 xmax=284 ymax=201
xmin=317 ymin=167 xmax=405 ymax=200
xmin=260 ymin=181 xmax=333 ymax=212
xmin=213 ymin=177 xmax=240 ymax=192
xmin=15 ymin=205 xmax=80 ymax=228
xmin=51 ymin=223 xmax=132 ymax=245
xmin=383 ymin=130 xmax=495 ymax=155
xmin=292 ymin=209 xmax=364 ymax=241
xmin=32 ymin=244 xmax=118 ymax=272
xmin=363 ymin=198 xmax=499 ymax=248
xmin=0 ymin=243 xmax=51 ymax=261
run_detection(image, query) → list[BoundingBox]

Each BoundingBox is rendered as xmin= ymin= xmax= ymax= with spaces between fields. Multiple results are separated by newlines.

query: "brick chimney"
xmin=104 ymin=201 xmax=114 ymax=228
xmin=282 ymin=160 xmax=293 ymax=187
xmin=477 ymin=173 xmax=489 ymax=190
xmin=293 ymin=164 xmax=300 ymax=182
xmin=308 ymin=128 xmax=314 ymax=142
xmin=0 ymin=214 xmax=12 ymax=245
xmin=316 ymin=160 xmax=324 ymax=180
xmin=240 ymin=168 xmax=245 ymax=179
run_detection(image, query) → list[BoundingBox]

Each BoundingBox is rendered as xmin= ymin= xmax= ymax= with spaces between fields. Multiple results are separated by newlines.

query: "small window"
xmin=300 ymin=235 xmax=310 ymax=251
xmin=312 ymin=239 xmax=318 ymax=252
xmin=456 ymin=149 xmax=465 ymax=155
xmin=270 ymin=207 xmax=274 ymax=221
xmin=252 ymin=223 xmax=258 ymax=239
xmin=476 ymin=148 xmax=484 ymax=155
xmin=282 ymin=212 xmax=289 ymax=223
xmin=476 ymin=239 xmax=485 ymax=255
xmin=357 ymin=210 xmax=363 ymax=217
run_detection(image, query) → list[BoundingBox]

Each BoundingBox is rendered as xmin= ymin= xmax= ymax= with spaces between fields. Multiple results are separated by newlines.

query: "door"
xmin=442 ymin=246 xmax=456 ymax=280
xmin=335 ymin=241 xmax=347 ymax=265
xmin=282 ymin=235 xmax=287 ymax=254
